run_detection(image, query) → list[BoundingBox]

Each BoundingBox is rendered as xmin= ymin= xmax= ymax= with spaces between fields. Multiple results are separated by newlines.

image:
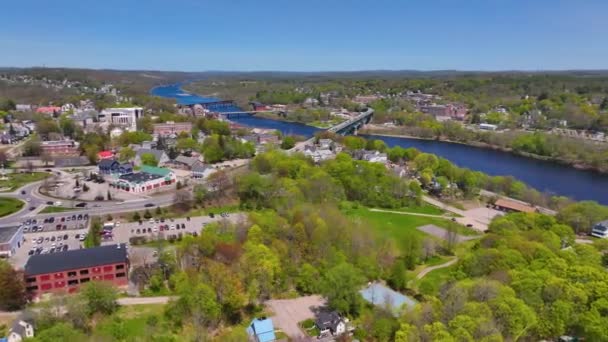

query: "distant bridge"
xmin=178 ymin=100 xmax=237 ymax=111
xmin=328 ymin=108 xmax=374 ymax=135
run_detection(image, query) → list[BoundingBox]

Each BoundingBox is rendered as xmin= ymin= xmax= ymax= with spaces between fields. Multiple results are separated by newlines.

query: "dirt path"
xmin=416 ymin=258 xmax=458 ymax=280
xmin=369 ymin=208 xmax=449 ymax=218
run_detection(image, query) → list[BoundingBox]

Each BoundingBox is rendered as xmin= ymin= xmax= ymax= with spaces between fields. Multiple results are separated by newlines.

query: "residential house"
xmin=303 ymin=145 xmax=335 ymax=163
xmin=7 ymin=319 xmax=34 ymax=342
xmin=168 ymin=155 xmax=199 ymax=170
xmin=134 ymin=148 xmax=169 ymax=167
xmin=591 ymin=220 xmax=608 ymax=239
xmin=98 ymin=159 xmax=133 ymax=176
xmin=15 ymin=104 xmax=33 ymax=112
xmin=23 ymin=244 xmax=129 ymax=297
xmin=191 ymin=162 xmax=215 ymax=179
xmin=98 ymin=150 xmax=114 ymax=160
xmin=246 ymin=318 xmax=276 ymax=342
xmin=35 ymin=106 xmax=61 ymax=116
xmin=249 ymin=101 xmax=271 ymax=112
xmin=362 ymin=151 xmax=388 ymax=164
xmin=315 ymin=311 xmax=347 ymax=337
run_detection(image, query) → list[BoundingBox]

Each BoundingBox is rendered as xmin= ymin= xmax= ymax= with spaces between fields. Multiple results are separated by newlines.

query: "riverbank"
xmin=360 ymin=125 xmax=607 ymax=174
xmin=253 ymin=111 xmax=344 ymax=129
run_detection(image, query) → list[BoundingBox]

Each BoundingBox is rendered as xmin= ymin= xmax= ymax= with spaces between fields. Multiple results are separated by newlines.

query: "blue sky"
xmin=1 ymin=0 xmax=607 ymax=71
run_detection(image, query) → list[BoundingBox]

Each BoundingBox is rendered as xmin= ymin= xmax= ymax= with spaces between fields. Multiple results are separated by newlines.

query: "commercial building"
xmin=420 ymin=103 xmax=468 ymax=120
xmin=493 ymin=198 xmax=537 ymax=213
xmin=591 ymin=220 xmax=608 ymax=239
xmin=35 ymin=106 xmax=61 ymax=116
xmin=153 ymin=121 xmax=193 ymax=137
xmin=99 ymin=107 xmax=143 ymax=132
xmin=0 ymin=226 xmax=24 ymax=258
xmin=23 ymin=244 xmax=129 ymax=297
xmin=110 ymin=165 xmax=176 ymax=193
xmin=40 ymin=140 xmax=80 ymax=156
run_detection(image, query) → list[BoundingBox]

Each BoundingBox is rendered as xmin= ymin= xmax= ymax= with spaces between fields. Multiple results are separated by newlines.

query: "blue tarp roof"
xmin=360 ymin=283 xmax=417 ymax=313
xmin=246 ymin=318 xmax=276 ymax=342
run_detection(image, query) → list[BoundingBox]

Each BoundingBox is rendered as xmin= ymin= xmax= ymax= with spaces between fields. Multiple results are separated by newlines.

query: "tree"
xmin=0 ymin=260 xmax=27 ymax=311
xmin=193 ymin=184 xmax=208 ymax=206
xmin=107 ymin=190 xmax=112 ymax=201
xmin=321 ymin=262 xmax=364 ymax=316
xmin=132 ymin=211 xmax=141 ymax=221
xmin=0 ymin=150 xmax=7 ymax=168
xmin=280 ymin=136 xmax=296 ymax=150
xmin=79 ymin=281 xmax=118 ymax=316
xmin=140 ymin=152 xmax=158 ymax=167
xmin=32 ymin=322 xmax=87 ymax=342
xmin=388 ymin=259 xmax=408 ymax=291
xmin=118 ymin=146 xmax=135 ymax=162
xmin=174 ymin=189 xmax=192 ymax=211
xmin=143 ymin=209 xmax=152 ymax=219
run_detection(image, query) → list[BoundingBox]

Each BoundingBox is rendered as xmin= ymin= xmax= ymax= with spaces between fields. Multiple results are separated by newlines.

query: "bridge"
xmin=178 ymin=100 xmax=237 ymax=111
xmin=328 ymin=108 xmax=374 ymax=135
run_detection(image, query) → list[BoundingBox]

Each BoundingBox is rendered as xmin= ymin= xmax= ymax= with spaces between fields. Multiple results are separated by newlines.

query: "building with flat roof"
xmin=153 ymin=121 xmax=193 ymax=137
xmin=0 ymin=226 xmax=24 ymax=258
xmin=110 ymin=165 xmax=176 ymax=193
xmin=40 ymin=140 xmax=80 ymax=156
xmin=23 ymin=244 xmax=129 ymax=297
xmin=494 ymin=198 xmax=537 ymax=213
xmin=99 ymin=107 xmax=143 ymax=132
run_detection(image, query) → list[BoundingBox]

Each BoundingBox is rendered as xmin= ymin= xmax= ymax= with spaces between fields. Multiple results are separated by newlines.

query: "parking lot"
xmin=9 ymin=212 xmax=245 ymax=269
xmin=102 ymin=213 xmax=243 ymax=245
xmin=21 ymin=213 xmax=90 ymax=233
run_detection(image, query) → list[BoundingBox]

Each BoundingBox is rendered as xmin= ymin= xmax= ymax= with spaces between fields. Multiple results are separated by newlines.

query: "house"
xmin=191 ymin=162 xmax=215 ymax=179
xmin=40 ymin=140 xmax=80 ymax=156
xmin=318 ymin=139 xmax=333 ymax=150
xmin=98 ymin=150 xmax=114 ymax=160
xmin=98 ymin=159 xmax=119 ymax=175
xmin=110 ymin=166 xmax=176 ymax=193
xmin=493 ymin=198 xmax=537 ymax=213
xmin=362 ymin=151 xmax=388 ymax=164
xmin=169 ymin=155 xmax=199 ymax=170
xmin=7 ymin=319 xmax=34 ymax=342
xmin=392 ymin=166 xmax=408 ymax=178
xmin=23 ymin=244 xmax=129 ymax=297
xmin=134 ymin=148 xmax=169 ymax=167
xmin=246 ymin=318 xmax=276 ymax=342
xmin=0 ymin=226 xmax=23 ymax=258
xmin=303 ymin=146 xmax=335 ymax=163
xmin=15 ymin=104 xmax=32 ymax=112
xmin=591 ymin=220 xmax=608 ymax=239
xmin=315 ymin=311 xmax=347 ymax=337
xmin=250 ymin=101 xmax=271 ymax=112
xmin=35 ymin=106 xmax=61 ymax=116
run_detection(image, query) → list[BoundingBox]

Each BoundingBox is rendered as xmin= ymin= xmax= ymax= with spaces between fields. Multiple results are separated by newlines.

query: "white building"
xmin=362 ymin=151 xmax=388 ymax=164
xmin=8 ymin=319 xmax=34 ymax=342
xmin=99 ymin=107 xmax=143 ymax=132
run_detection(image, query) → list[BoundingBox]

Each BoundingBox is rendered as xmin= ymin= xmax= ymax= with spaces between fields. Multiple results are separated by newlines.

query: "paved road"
xmin=421 ymin=195 xmax=498 ymax=232
xmin=369 ymin=208 xmax=448 ymax=218
xmin=416 ymin=257 xmax=458 ymax=280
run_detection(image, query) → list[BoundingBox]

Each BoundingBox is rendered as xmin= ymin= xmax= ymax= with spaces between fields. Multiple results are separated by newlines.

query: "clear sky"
xmin=1 ymin=0 xmax=607 ymax=71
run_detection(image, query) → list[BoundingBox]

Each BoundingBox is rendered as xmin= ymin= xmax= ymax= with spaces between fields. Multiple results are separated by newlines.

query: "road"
xmin=416 ymin=258 xmax=458 ymax=280
xmin=0 ymin=169 xmax=178 ymax=226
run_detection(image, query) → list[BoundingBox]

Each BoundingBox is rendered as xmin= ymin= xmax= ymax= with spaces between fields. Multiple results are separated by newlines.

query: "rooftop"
xmin=246 ymin=318 xmax=275 ymax=342
xmin=24 ymin=244 xmax=128 ymax=275
xmin=0 ymin=226 xmax=21 ymax=244
xmin=494 ymin=198 xmax=536 ymax=213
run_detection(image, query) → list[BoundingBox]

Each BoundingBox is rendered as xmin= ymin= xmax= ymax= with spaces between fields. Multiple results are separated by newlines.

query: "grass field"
xmin=344 ymin=206 xmax=457 ymax=246
xmin=0 ymin=197 xmax=24 ymax=217
xmin=375 ymin=204 xmax=445 ymax=215
xmin=39 ymin=206 xmax=81 ymax=213
xmin=93 ymin=304 xmax=173 ymax=341
xmin=414 ymin=264 xmax=457 ymax=295
xmin=0 ymin=172 xmax=50 ymax=191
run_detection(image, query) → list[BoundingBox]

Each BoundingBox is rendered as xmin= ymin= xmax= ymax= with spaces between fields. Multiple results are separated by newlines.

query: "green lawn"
xmin=373 ymin=204 xmax=445 ymax=215
xmin=0 ymin=197 xmax=24 ymax=217
xmin=39 ymin=206 xmax=81 ymax=214
xmin=92 ymin=304 xmax=175 ymax=341
xmin=414 ymin=264 xmax=457 ymax=296
xmin=344 ymin=207 xmax=455 ymax=245
xmin=0 ymin=172 xmax=50 ymax=191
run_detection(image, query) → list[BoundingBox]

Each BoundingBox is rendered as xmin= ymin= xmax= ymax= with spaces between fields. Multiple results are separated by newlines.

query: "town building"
xmin=246 ymin=318 xmax=276 ymax=342
xmin=362 ymin=151 xmax=388 ymax=164
xmin=7 ymin=318 xmax=34 ymax=342
xmin=420 ymin=103 xmax=468 ymax=120
xmin=0 ymin=226 xmax=24 ymax=258
xmin=97 ymin=150 xmax=114 ymax=160
xmin=15 ymin=104 xmax=33 ymax=112
xmin=315 ymin=311 xmax=347 ymax=337
xmin=35 ymin=106 xmax=61 ymax=116
xmin=40 ymin=140 xmax=80 ymax=156
xmin=493 ymin=198 xmax=537 ymax=213
xmin=153 ymin=121 xmax=193 ymax=137
xmin=191 ymin=162 xmax=215 ymax=179
xmin=23 ymin=244 xmax=129 ymax=297
xmin=166 ymin=155 xmax=199 ymax=170
xmin=110 ymin=166 xmax=176 ymax=193
xmin=134 ymin=148 xmax=169 ymax=167
xmin=98 ymin=159 xmax=133 ymax=175
xmin=98 ymin=107 xmax=143 ymax=132
xmin=591 ymin=220 xmax=608 ymax=239
xmin=249 ymin=102 xmax=271 ymax=112
xmin=353 ymin=95 xmax=382 ymax=105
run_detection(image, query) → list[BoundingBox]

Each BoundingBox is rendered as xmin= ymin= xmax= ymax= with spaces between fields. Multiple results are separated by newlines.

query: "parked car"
xmin=144 ymin=203 xmax=154 ymax=208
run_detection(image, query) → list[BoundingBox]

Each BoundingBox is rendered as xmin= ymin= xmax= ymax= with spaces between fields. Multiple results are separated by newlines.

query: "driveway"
xmin=266 ymin=295 xmax=326 ymax=339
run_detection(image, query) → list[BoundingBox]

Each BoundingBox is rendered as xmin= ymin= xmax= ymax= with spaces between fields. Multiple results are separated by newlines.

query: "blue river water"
xmin=150 ymin=84 xmax=608 ymax=204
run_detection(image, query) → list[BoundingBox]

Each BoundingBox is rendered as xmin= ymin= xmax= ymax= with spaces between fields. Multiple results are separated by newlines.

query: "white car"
xmin=170 ymin=224 xmax=175 ymax=230
xmin=31 ymin=238 xmax=37 ymax=244
xmin=54 ymin=201 xmax=62 ymax=206
xmin=25 ymin=198 xmax=31 ymax=202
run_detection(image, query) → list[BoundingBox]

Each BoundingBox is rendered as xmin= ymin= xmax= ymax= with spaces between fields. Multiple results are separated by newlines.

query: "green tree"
xmin=321 ymin=262 xmax=364 ymax=316
xmin=140 ymin=152 xmax=159 ymax=166
xmin=119 ymin=146 xmax=136 ymax=162
xmin=280 ymin=135 xmax=296 ymax=150
xmin=0 ymin=260 xmax=27 ymax=311
xmin=31 ymin=322 xmax=87 ymax=342
xmin=79 ymin=281 xmax=118 ymax=316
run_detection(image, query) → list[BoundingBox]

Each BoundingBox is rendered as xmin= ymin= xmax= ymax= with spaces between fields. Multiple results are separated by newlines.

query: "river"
xmin=150 ymin=84 xmax=608 ymax=204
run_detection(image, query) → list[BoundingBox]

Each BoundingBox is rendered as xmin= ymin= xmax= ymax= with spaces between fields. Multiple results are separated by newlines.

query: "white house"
xmin=315 ymin=311 xmax=347 ymax=337
xmin=191 ymin=162 xmax=215 ymax=179
xmin=8 ymin=320 xmax=34 ymax=342
xmin=362 ymin=151 xmax=388 ymax=164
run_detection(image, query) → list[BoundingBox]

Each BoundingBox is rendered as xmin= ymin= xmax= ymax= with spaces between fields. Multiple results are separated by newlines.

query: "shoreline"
xmin=359 ymin=128 xmax=605 ymax=174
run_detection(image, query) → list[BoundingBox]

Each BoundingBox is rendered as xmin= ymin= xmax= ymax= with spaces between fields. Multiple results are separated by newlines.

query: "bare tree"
xmin=174 ymin=189 xmax=192 ymax=211
xmin=41 ymin=152 xmax=53 ymax=167
xmin=421 ymin=237 xmax=437 ymax=261
xmin=25 ymin=161 xmax=34 ymax=174
xmin=444 ymin=224 xmax=458 ymax=254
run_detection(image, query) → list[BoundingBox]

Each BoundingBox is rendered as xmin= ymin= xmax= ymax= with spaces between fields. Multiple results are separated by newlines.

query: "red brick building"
xmin=40 ymin=140 xmax=80 ymax=156
xmin=153 ymin=121 xmax=193 ymax=137
xmin=23 ymin=244 xmax=129 ymax=297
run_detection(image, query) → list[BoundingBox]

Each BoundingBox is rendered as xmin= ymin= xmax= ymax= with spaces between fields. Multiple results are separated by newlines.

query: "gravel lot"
xmin=417 ymin=224 xmax=480 ymax=242
xmin=266 ymin=295 xmax=326 ymax=339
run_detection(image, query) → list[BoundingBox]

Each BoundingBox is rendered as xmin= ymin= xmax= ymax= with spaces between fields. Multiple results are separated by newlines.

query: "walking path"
xmin=416 ymin=258 xmax=458 ymax=280
xmin=369 ymin=208 xmax=448 ymax=218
